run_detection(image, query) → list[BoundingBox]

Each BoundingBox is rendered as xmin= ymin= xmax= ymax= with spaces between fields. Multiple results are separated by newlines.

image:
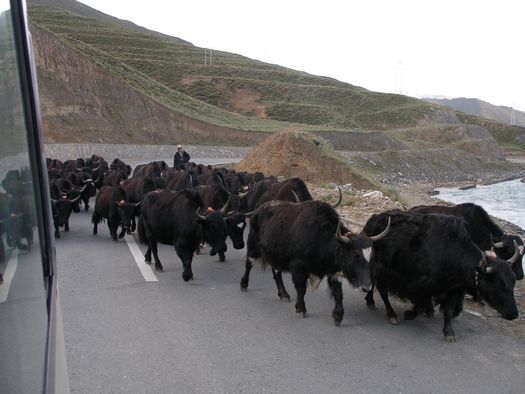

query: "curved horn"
xmin=70 ymin=196 xmax=81 ymax=204
xmin=220 ymin=194 xmax=232 ymax=214
xmin=330 ymin=186 xmax=342 ymax=208
xmin=195 ymin=207 xmax=207 ymax=221
xmin=78 ymin=185 xmax=87 ymax=193
xmin=134 ymin=200 xmax=143 ymax=208
xmin=492 ymin=241 xmax=505 ymax=248
xmin=51 ymin=198 xmax=58 ymax=204
xmin=478 ymin=249 xmax=488 ymax=269
xmin=369 ymin=216 xmax=391 ymax=242
xmin=336 ymin=216 xmax=351 ymax=244
xmin=506 ymin=241 xmax=520 ymax=265
xmin=238 ymin=191 xmax=249 ymax=198
xmin=291 ymin=190 xmax=300 ymax=202
xmin=490 ymin=233 xmax=504 ymax=249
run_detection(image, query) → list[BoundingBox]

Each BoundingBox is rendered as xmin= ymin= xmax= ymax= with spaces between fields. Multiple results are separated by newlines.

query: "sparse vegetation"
xmin=28 ymin=4 xmax=436 ymax=133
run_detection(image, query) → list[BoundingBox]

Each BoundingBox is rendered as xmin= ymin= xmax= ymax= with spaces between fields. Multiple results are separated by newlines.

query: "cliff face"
xmin=32 ymin=26 xmax=266 ymax=146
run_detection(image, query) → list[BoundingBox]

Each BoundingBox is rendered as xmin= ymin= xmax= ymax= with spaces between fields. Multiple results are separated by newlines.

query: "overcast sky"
xmin=78 ymin=0 xmax=524 ymax=112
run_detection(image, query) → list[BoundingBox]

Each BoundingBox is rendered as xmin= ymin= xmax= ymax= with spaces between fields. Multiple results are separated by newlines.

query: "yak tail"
xmin=137 ymin=215 xmax=147 ymax=245
xmin=91 ymin=210 xmax=101 ymax=225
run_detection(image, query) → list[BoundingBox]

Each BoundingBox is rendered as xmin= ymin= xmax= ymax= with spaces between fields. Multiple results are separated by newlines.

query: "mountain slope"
xmin=423 ymin=97 xmax=525 ymax=128
xmin=26 ymin=0 xmax=524 ymax=158
xmin=27 ymin=0 xmax=437 ymax=135
xmin=28 ymin=0 xmax=190 ymax=44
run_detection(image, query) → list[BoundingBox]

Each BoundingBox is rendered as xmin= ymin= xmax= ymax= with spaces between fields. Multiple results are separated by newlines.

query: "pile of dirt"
xmin=234 ymin=130 xmax=375 ymax=189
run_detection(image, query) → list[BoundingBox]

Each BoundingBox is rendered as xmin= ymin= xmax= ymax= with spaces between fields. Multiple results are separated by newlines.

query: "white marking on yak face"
xmin=484 ymin=250 xmax=497 ymax=258
xmin=362 ymin=247 xmax=372 ymax=263
xmin=519 ymin=245 xmax=524 ymax=255
xmin=309 ymin=274 xmax=322 ymax=291
xmin=236 ymin=222 xmax=244 ymax=229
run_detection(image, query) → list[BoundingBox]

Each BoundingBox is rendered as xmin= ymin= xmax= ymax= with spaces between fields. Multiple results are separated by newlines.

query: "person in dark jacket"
xmin=173 ymin=144 xmax=190 ymax=167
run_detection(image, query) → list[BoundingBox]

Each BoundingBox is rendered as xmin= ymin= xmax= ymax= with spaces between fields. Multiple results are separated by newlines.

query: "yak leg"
xmin=365 ymin=284 xmax=376 ymax=309
xmin=272 ymin=268 xmax=290 ymax=302
xmin=108 ymin=220 xmax=119 ymax=241
xmin=118 ymin=225 xmax=126 ymax=239
xmin=131 ymin=216 xmax=136 ymax=233
xmin=240 ymin=256 xmax=253 ymax=291
xmin=377 ymin=283 xmax=398 ymax=325
xmin=175 ymin=242 xmax=193 ymax=282
xmin=328 ymin=274 xmax=344 ymax=325
xmin=148 ymin=239 xmax=163 ymax=272
xmin=292 ymin=270 xmax=308 ymax=318
xmin=440 ymin=290 xmax=464 ymax=342
xmin=144 ymin=246 xmax=152 ymax=264
xmin=92 ymin=212 xmax=99 ymax=235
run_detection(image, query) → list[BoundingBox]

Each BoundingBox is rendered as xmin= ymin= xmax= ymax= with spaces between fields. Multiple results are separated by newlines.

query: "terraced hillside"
xmin=28 ymin=2 xmax=434 ymax=136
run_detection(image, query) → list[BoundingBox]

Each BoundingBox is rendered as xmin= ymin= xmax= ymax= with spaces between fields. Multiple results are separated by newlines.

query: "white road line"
xmin=0 ymin=249 xmax=19 ymax=303
xmin=125 ymin=236 xmax=158 ymax=282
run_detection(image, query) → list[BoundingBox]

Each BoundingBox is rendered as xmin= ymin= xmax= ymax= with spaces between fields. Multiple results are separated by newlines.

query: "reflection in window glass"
xmin=0 ymin=3 xmax=48 ymax=392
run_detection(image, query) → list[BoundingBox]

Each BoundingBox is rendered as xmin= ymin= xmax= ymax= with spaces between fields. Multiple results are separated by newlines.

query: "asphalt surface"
xmin=56 ymin=191 xmax=525 ymax=394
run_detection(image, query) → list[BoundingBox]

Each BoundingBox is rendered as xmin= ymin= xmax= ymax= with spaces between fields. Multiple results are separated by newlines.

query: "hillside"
xmin=28 ymin=0 xmax=443 ymax=139
xmin=26 ymin=0 xmax=525 ymax=181
xmin=423 ymin=97 xmax=525 ymax=128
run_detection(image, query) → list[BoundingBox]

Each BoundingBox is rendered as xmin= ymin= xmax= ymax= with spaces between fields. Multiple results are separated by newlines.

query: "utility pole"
xmin=393 ymin=61 xmax=406 ymax=94
xmin=204 ymin=48 xmax=212 ymax=66
xmin=510 ymin=107 xmax=516 ymax=126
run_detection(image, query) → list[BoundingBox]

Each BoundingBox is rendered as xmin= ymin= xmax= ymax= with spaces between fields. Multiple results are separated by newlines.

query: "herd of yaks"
xmin=43 ymin=154 xmax=524 ymax=341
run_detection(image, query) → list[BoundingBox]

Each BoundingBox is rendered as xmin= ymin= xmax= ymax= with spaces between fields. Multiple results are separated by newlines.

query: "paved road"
xmin=56 ymin=208 xmax=525 ymax=393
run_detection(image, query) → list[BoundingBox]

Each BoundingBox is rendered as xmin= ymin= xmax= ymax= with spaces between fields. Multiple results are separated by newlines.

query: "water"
xmin=434 ymin=179 xmax=525 ymax=231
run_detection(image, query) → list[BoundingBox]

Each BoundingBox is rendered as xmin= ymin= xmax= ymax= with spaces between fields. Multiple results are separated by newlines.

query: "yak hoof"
xmin=144 ymin=259 xmax=151 ymax=265
xmin=296 ymin=310 xmax=308 ymax=318
xmin=280 ymin=296 xmax=291 ymax=303
xmin=154 ymin=265 xmax=163 ymax=272
xmin=240 ymin=286 xmax=248 ymax=292
xmin=182 ymin=272 xmax=193 ymax=282
xmin=367 ymin=303 xmax=377 ymax=310
xmin=444 ymin=335 xmax=457 ymax=343
xmin=389 ymin=316 xmax=399 ymax=325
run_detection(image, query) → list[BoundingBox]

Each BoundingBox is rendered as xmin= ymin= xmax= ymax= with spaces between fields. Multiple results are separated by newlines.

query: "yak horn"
xmin=220 ymin=194 xmax=231 ymax=214
xmin=507 ymin=241 xmax=520 ymax=265
xmin=70 ymin=196 xmax=81 ymax=204
xmin=369 ymin=216 xmax=391 ymax=242
xmin=196 ymin=207 xmax=207 ymax=221
xmin=331 ymin=186 xmax=342 ymax=208
xmin=291 ymin=190 xmax=300 ymax=202
xmin=490 ymin=234 xmax=504 ymax=249
xmin=336 ymin=216 xmax=351 ymax=244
